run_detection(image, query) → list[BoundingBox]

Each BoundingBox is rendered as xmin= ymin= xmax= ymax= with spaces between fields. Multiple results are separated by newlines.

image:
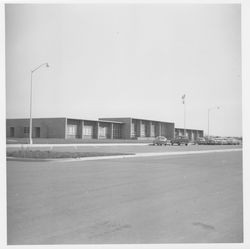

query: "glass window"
xmin=131 ymin=123 xmax=135 ymax=137
xmin=141 ymin=124 xmax=145 ymax=137
xmin=83 ymin=126 xmax=93 ymax=136
xmin=10 ymin=127 xmax=15 ymax=137
xmin=113 ymin=124 xmax=121 ymax=139
xmin=24 ymin=127 xmax=30 ymax=134
xmin=67 ymin=124 xmax=77 ymax=135
xmin=151 ymin=124 xmax=155 ymax=136
xmin=99 ymin=127 xmax=107 ymax=137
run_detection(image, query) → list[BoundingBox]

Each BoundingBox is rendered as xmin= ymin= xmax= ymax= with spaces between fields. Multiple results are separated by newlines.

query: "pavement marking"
xmin=56 ymin=148 xmax=242 ymax=163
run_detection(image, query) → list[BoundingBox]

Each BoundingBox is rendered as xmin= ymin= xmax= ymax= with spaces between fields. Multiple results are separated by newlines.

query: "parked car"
xmin=225 ymin=138 xmax=241 ymax=145
xmin=171 ymin=136 xmax=189 ymax=146
xmin=207 ymin=138 xmax=217 ymax=145
xmin=153 ymin=136 xmax=171 ymax=146
xmin=196 ymin=137 xmax=207 ymax=145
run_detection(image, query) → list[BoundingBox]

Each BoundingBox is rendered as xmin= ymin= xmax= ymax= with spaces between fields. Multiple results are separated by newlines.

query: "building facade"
xmin=6 ymin=117 xmax=204 ymax=140
xmin=175 ymin=128 xmax=204 ymax=141
xmin=100 ymin=117 xmax=175 ymax=140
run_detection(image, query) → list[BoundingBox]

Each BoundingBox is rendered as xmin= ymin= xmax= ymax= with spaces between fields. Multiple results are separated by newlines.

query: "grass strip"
xmin=7 ymin=150 xmax=134 ymax=159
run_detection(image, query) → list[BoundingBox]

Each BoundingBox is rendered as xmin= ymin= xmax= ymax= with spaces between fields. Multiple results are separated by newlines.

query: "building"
xmin=99 ymin=117 xmax=175 ymax=140
xmin=6 ymin=117 xmax=204 ymax=141
xmin=175 ymin=128 xmax=204 ymax=141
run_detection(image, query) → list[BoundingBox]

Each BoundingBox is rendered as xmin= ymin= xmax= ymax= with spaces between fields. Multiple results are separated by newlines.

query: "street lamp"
xmin=207 ymin=106 xmax=220 ymax=138
xmin=181 ymin=94 xmax=186 ymax=137
xmin=29 ymin=63 xmax=49 ymax=144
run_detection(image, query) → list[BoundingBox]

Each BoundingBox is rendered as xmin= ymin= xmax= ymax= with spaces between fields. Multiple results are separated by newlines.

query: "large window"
xmin=99 ymin=126 xmax=108 ymax=138
xmin=24 ymin=127 xmax=29 ymax=134
xmin=151 ymin=124 xmax=155 ymax=137
xmin=67 ymin=124 xmax=77 ymax=138
xmin=10 ymin=127 xmax=15 ymax=137
xmin=83 ymin=125 xmax=93 ymax=136
xmin=113 ymin=124 xmax=121 ymax=139
xmin=141 ymin=123 xmax=146 ymax=137
xmin=131 ymin=123 xmax=136 ymax=137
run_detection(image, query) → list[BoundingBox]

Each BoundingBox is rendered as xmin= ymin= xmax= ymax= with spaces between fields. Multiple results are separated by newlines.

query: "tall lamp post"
xmin=182 ymin=94 xmax=186 ymax=137
xmin=29 ymin=63 xmax=49 ymax=144
xmin=207 ymin=106 xmax=220 ymax=138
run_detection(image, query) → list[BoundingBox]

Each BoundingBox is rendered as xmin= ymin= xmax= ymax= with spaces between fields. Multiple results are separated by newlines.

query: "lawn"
xmin=7 ymin=150 xmax=134 ymax=159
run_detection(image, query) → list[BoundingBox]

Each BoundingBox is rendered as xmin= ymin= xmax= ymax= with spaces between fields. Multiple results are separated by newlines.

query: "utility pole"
xmin=182 ymin=94 xmax=186 ymax=137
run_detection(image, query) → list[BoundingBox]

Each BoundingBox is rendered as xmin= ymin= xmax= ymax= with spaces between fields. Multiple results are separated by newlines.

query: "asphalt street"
xmin=7 ymin=148 xmax=243 ymax=244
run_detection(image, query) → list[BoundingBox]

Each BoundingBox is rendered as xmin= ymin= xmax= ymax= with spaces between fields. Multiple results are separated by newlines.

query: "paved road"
xmin=7 ymin=150 xmax=243 ymax=244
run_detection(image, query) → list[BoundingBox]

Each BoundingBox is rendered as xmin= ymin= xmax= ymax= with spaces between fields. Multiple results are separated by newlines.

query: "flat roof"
xmin=175 ymin=127 xmax=203 ymax=132
xmin=66 ymin=117 xmax=123 ymax=124
xmin=6 ymin=117 xmax=124 ymax=124
xmin=100 ymin=117 xmax=175 ymax=124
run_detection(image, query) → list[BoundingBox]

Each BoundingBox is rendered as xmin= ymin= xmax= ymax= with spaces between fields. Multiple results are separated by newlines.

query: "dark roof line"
xmin=100 ymin=117 xmax=175 ymax=124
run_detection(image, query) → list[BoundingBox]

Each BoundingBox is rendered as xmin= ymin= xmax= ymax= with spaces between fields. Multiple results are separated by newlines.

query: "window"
xmin=141 ymin=123 xmax=146 ymax=137
xmin=113 ymin=124 xmax=121 ymax=139
xmin=83 ymin=126 xmax=93 ymax=136
xmin=99 ymin=127 xmax=107 ymax=137
xmin=35 ymin=127 xmax=40 ymax=138
xmin=24 ymin=127 xmax=30 ymax=134
xmin=151 ymin=124 xmax=155 ymax=136
xmin=10 ymin=127 xmax=15 ymax=137
xmin=131 ymin=123 xmax=136 ymax=137
xmin=67 ymin=124 xmax=77 ymax=136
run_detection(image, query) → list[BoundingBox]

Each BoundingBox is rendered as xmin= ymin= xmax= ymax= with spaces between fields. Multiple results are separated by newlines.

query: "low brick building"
xmin=6 ymin=117 xmax=204 ymax=141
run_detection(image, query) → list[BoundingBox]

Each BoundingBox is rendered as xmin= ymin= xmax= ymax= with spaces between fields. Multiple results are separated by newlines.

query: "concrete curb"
xmin=58 ymin=148 xmax=242 ymax=162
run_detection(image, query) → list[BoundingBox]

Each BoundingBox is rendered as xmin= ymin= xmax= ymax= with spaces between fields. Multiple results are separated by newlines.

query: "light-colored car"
xmin=226 ymin=138 xmax=241 ymax=145
xmin=153 ymin=136 xmax=171 ymax=146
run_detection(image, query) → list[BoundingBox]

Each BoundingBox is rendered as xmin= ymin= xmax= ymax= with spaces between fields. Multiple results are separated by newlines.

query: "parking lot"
xmin=6 ymin=144 xmax=243 ymax=244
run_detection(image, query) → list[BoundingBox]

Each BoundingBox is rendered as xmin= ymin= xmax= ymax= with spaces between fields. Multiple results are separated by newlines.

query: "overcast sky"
xmin=5 ymin=3 xmax=241 ymax=137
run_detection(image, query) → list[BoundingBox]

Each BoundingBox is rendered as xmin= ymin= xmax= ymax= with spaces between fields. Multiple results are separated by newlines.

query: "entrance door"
xmin=35 ymin=127 xmax=40 ymax=138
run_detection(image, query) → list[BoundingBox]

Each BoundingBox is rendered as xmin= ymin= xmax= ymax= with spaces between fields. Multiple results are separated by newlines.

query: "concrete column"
xmin=139 ymin=120 xmax=142 ymax=137
xmin=96 ymin=122 xmax=99 ymax=139
xmin=158 ymin=123 xmax=161 ymax=136
xmin=163 ymin=123 xmax=167 ymax=137
xmin=81 ymin=120 xmax=85 ymax=139
xmin=64 ymin=118 xmax=67 ymax=139
xmin=149 ymin=121 xmax=152 ymax=137
xmin=110 ymin=123 xmax=113 ymax=139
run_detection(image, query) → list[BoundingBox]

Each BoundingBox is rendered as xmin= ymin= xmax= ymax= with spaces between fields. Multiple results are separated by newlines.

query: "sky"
xmin=5 ymin=3 xmax=242 ymax=137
